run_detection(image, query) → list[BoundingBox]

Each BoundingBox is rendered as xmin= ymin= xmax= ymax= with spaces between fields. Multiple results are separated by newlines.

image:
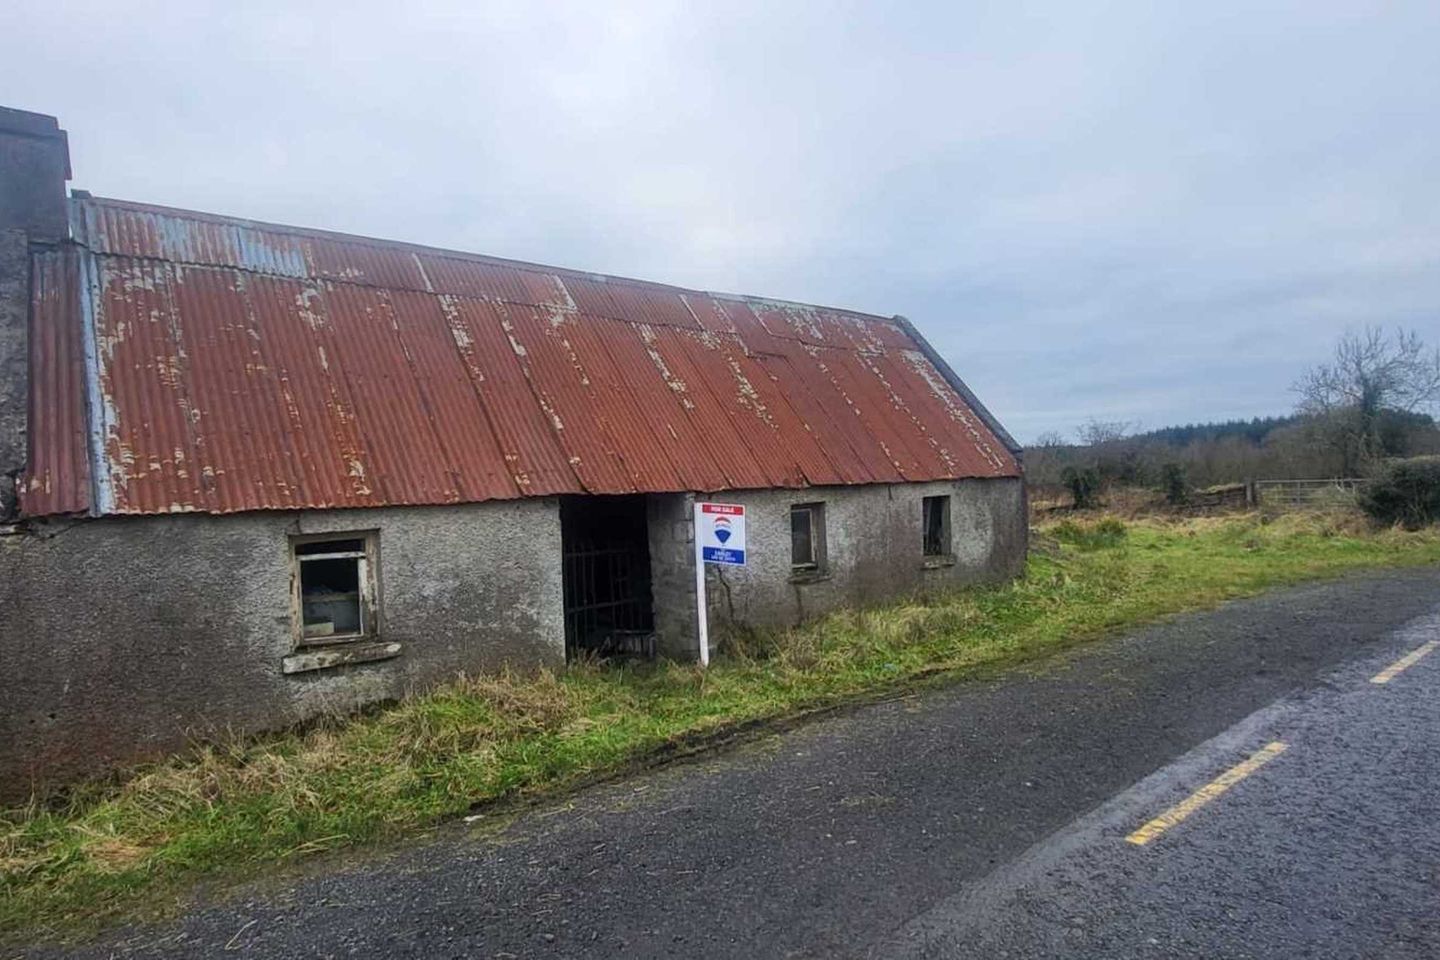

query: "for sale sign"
xmin=697 ymin=502 xmax=746 ymax=565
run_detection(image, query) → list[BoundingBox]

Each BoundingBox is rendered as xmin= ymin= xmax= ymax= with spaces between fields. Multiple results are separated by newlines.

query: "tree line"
xmin=1026 ymin=327 xmax=1440 ymax=501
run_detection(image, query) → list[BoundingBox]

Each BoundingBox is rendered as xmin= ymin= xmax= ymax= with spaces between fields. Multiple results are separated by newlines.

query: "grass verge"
xmin=4 ymin=511 xmax=1439 ymax=940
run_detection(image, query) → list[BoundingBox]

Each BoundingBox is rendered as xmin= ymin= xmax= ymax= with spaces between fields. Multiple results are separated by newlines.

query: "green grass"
xmin=4 ymin=511 xmax=1439 ymax=940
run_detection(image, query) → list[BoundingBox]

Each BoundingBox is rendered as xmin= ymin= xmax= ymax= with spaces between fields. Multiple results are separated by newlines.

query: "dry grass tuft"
xmin=78 ymin=837 xmax=149 ymax=874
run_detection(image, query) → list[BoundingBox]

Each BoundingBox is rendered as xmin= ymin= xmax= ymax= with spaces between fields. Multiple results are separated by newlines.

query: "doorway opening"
xmin=561 ymin=495 xmax=655 ymax=660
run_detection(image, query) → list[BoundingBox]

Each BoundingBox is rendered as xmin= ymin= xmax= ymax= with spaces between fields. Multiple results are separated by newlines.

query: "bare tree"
xmin=1022 ymin=430 xmax=1071 ymax=486
xmin=1294 ymin=327 xmax=1440 ymax=474
xmin=1074 ymin=418 xmax=1136 ymax=447
xmin=1032 ymin=430 xmax=1067 ymax=449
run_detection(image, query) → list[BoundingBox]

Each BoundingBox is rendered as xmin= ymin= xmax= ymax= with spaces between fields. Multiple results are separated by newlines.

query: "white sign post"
xmin=693 ymin=501 xmax=746 ymax=666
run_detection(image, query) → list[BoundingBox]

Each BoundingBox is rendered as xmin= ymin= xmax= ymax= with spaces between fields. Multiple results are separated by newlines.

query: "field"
xmin=4 ymin=509 xmax=1439 ymax=940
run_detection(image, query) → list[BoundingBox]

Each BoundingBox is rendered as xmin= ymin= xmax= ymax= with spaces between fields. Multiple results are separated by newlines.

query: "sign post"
xmin=693 ymin=501 xmax=746 ymax=667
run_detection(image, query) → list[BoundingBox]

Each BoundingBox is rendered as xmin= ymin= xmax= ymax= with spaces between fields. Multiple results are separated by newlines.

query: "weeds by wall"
xmin=4 ymin=511 xmax=1439 ymax=940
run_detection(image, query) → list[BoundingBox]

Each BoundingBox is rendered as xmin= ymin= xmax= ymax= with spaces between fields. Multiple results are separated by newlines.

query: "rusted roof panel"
xmin=562 ymin=275 xmax=701 ymax=330
xmin=503 ymin=305 xmax=636 ymax=494
xmin=876 ymin=350 xmax=1012 ymax=476
xmin=703 ymin=334 xmax=846 ymax=488
xmin=243 ymin=273 xmax=385 ymax=510
xmin=758 ymin=338 xmax=908 ymax=484
xmin=75 ymin=199 xmax=310 ymax=278
xmin=22 ymin=196 xmax=1018 ymax=518
xmin=417 ymin=254 xmax=571 ymax=307
xmin=636 ymin=325 xmax=777 ymax=490
xmin=541 ymin=314 xmax=688 ymax=493
xmin=21 ymin=248 xmax=91 ymax=517
xmin=579 ymin=317 xmax=732 ymax=492
xmin=437 ymin=297 xmax=578 ymax=496
xmin=383 ymin=288 xmax=520 ymax=502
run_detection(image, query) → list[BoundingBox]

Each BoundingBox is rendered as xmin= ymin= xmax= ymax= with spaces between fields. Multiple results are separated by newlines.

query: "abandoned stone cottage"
xmin=0 ymin=107 xmax=1026 ymax=794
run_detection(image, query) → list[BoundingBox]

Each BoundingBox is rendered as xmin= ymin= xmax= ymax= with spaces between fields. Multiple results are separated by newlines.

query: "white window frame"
xmin=290 ymin=531 xmax=379 ymax=646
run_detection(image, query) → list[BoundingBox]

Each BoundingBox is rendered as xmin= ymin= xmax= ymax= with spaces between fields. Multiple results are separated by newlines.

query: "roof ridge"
xmin=73 ymin=194 xmax=896 ymax=325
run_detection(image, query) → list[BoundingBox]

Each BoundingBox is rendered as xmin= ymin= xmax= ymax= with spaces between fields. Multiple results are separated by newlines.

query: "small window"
xmin=292 ymin=533 xmax=376 ymax=643
xmin=923 ymin=495 xmax=951 ymax=557
xmin=791 ymin=502 xmax=826 ymax=571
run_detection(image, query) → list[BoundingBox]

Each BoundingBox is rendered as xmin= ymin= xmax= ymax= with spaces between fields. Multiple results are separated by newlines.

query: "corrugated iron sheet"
xmin=22 ymin=196 xmax=1018 ymax=517
xmin=21 ymin=247 xmax=91 ymax=516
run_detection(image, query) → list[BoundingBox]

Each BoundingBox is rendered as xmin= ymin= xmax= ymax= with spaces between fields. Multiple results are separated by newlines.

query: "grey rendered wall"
xmin=0 ymin=498 xmax=562 ymax=798
xmin=699 ymin=478 xmax=1026 ymax=636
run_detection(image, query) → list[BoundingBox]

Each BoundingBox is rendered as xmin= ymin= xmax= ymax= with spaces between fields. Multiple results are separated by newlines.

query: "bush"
xmin=1060 ymin=466 xmax=1101 ymax=509
xmin=1160 ymin=462 xmax=1188 ymax=505
xmin=1360 ymin=457 xmax=1440 ymax=529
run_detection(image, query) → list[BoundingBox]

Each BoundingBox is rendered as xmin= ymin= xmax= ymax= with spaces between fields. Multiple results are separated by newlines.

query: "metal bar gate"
xmin=562 ymin=539 xmax=656 ymax=660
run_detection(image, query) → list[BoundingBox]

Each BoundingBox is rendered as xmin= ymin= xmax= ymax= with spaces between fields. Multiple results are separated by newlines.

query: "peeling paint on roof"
xmin=21 ymin=196 xmax=1019 ymax=518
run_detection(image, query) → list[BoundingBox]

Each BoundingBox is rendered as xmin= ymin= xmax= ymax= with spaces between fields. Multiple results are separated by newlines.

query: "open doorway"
xmin=560 ymin=495 xmax=655 ymax=660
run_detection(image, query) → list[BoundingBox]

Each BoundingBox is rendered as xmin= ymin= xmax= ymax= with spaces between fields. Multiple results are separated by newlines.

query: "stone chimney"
xmin=0 ymin=107 xmax=71 ymax=519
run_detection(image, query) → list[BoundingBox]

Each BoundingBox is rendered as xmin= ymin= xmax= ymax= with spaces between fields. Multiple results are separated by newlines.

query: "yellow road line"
xmin=1126 ymin=741 xmax=1288 ymax=846
xmin=1370 ymin=640 xmax=1439 ymax=685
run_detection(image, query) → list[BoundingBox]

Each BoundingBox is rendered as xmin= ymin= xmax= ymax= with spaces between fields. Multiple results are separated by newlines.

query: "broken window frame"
xmin=790 ymin=502 xmax=827 ymax=572
xmin=922 ymin=495 xmax=952 ymax=558
xmin=290 ymin=531 xmax=379 ymax=647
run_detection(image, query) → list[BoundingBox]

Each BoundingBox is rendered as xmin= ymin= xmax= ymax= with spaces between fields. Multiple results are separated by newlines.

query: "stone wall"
xmin=0 ymin=229 xmax=26 ymax=517
xmin=646 ymin=492 xmax=699 ymax=659
xmin=0 ymin=498 xmax=563 ymax=798
xmin=0 ymin=108 xmax=69 ymax=244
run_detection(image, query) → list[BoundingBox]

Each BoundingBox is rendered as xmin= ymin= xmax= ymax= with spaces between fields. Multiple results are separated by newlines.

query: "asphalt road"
xmin=27 ymin=568 xmax=1440 ymax=959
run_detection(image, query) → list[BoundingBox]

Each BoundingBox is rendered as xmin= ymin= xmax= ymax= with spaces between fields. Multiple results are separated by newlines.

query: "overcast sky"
xmin=4 ymin=1 xmax=1438 ymax=443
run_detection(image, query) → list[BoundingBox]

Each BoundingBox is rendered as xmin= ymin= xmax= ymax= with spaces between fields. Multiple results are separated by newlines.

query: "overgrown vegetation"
xmin=4 ymin=512 xmax=1440 ymax=941
xmin=1295 ymin=327 xmax=1440 ymax=476
xmin=1050 ymin=516 xmax=1128 ymax=550
xmin=1361 ymin=457 xmax=1440 ymax=529
xmin=1060 ymin=465 xmax=1101 ymax=509
xmin=1161 ymin=462 xmax=1189 ymax=505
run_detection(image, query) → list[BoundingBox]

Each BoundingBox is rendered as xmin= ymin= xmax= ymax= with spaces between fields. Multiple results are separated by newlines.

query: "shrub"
xmin=1360 ymin=457 xmax=1440 ymax=529
xmin=1060 ymin=466 xmax=1101 ymax=509
xmin=1160 ymin=462 xmax=1188 ymax=505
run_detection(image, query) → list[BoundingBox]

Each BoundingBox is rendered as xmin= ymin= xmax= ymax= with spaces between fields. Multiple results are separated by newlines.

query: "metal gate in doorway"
xmin=561 ymin=496 xmax=656 ymax=660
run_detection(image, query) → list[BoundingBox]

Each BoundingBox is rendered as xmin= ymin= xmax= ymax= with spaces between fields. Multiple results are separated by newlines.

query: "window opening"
xmin=923 ymin=495 xmax=951 ymax=557
xmin=791 ymin=502 xmax=825 ymax=570
xmin=295 ymin=536 xmax=370 ymax=641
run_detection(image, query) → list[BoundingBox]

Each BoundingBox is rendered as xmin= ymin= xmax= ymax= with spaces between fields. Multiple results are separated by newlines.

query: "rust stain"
xmin=23 ymin=195 xmax=1018 ymax=517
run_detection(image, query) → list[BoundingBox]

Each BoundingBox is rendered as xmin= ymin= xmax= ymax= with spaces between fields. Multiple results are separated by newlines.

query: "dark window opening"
xmin=561 ymin=495 xmax=655 ymax=660
xmin=923 ymin=495 xmax=951 ymax=557
xmin=791 ymin=502 xmax=826 ymax=571
xmin=294 ymin=536 xmax=371 ymax=641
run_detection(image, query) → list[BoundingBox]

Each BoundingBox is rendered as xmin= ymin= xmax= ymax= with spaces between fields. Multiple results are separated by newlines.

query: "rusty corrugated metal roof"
xmin=23 ymin=247 xmax=90 ymax=516
xmin=20 ymin=196 xmax=1018 ymax=517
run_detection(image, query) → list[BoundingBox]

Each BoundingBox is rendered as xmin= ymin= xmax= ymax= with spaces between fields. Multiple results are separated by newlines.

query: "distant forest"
xmin=1024 ymin=410 xmax=1440 ymax=491
xmin=1126 ymin=415 xmax=1303 ymax=449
